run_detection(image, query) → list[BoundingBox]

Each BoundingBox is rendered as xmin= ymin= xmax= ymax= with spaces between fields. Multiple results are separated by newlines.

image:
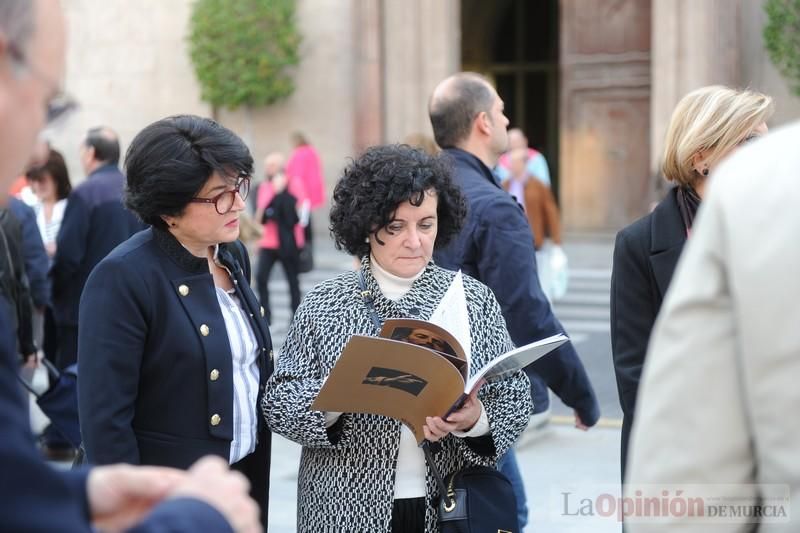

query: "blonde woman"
xmin=610 ymin=85 xmax=773 ymax=478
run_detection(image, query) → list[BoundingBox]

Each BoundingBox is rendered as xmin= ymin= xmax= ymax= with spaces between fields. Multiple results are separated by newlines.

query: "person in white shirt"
xmin=26 ymin=147 xmax=70 ymax=258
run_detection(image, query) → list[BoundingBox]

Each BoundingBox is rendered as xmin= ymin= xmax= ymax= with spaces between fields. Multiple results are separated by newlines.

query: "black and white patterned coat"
xmin=264 ymin=258 xmax=532 ymax=532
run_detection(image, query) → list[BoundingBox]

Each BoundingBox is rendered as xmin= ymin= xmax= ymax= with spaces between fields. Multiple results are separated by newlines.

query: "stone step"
xmin=551 ymin=305 xmax=609 ymax=321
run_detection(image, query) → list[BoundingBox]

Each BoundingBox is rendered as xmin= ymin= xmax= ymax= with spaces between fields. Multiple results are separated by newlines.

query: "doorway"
xmin=462 ymin=0 xmax=560 ymax=195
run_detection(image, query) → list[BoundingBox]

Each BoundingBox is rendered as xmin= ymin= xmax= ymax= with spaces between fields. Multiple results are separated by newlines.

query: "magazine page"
xmin=379 ymin=318 xmax=466 ymax=374
xmin=464 ymin=333 xmax=569 ymax=393
xmin=428 ymin=270 xmax=472 ymax=371
xmin=311 ymin=335 xmax=467 ymax=443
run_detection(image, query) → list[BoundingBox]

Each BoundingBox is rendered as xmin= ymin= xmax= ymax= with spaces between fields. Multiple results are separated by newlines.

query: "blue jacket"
xmin=0 ymin=297 xmax=234 ymax=532
xmin=50 ymin=164 xmax=143 ymax=326
xmin=7 ymin=197 xmax=49 ymax=308
xmin=434 ymin=148 xmax=599 ymax=425
xmin=78 ymin=227 xmax=273 ymax=526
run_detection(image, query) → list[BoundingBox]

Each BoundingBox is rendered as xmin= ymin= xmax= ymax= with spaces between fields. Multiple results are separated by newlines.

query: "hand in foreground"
xmin=574 ymin=410 xmax=589 ymax=431
xmin=423 ymin=384 xmax=483 ymax=442
xmin=168 ymin=456 xmax=262 ymax=533
xmin=87 ymin=463 xmax=185 ymax=532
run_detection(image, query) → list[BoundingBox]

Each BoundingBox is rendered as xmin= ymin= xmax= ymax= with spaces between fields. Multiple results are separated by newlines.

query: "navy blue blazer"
xmin=434 ymin=148 xmax=600 ymax=426
xmin=611 ymin=187 xmax=685 ymax=477
xmin=78 ymin=227 xmax=273 ymax=524
xmin=0 ymin=296 xmax=232 ymax=532
xmin=50 ymin=164 xmax=143 ymax=326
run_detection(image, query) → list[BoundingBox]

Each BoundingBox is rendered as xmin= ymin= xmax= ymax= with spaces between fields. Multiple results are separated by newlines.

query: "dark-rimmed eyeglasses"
xmin=7 ymin=41 xmax=78 ymax=124
xmin=189 ymin=176 xmax=251 ymax=215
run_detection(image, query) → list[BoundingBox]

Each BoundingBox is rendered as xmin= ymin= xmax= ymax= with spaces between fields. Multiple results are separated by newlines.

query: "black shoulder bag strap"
xmin=356 ymin=269 xmax=382 ymax=331
xmin=355 ymin=268 xmax=451 ymax=504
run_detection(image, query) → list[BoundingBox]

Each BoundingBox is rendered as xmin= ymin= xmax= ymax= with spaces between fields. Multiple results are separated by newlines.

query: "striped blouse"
xmin=33 ymin=198 xmax=67 ymax=250
xmin=215 ymin=286 xmax=260 ymax=464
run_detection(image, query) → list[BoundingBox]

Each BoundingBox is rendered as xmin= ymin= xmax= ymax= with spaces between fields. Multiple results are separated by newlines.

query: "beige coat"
xmin=626 ymin=122 xmax=800 ymax=532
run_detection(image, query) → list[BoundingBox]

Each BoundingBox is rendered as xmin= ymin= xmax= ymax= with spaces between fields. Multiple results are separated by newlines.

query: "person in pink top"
xmin=286 ymin=132 xmax=324 ymax=245
xmin=255 ymin=152 xmax=307 ymax=324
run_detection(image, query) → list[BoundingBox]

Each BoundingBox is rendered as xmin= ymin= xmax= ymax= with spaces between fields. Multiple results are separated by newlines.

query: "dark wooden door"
xmin=560 ymin=0 xmax=652 ymax=231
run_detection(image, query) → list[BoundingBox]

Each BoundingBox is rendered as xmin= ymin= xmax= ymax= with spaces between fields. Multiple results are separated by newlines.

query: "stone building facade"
xmin=51 ymin=0 xmax=799 ymax=232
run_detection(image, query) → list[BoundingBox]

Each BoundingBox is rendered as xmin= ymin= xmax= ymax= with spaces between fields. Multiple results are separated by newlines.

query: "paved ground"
xmin=551 ymin=233 xmax=622 ymax=421
xmin=268 ymin=421 xmax=623 ymax=532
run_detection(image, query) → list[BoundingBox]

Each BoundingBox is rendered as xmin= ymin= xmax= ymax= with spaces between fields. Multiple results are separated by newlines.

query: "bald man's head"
xmin=429 ymin=72 xmax=495 ymax=149
xmin=83 ymin=126 xmax=120 ymax=171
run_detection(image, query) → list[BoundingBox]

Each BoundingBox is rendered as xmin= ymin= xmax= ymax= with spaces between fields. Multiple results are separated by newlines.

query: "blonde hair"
xmin=662 ymin=85 xmax=773 ymax=186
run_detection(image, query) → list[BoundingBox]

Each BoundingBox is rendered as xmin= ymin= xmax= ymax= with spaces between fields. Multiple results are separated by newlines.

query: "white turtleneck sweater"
xmin=324 ymin=256 xmax=490 ymax=499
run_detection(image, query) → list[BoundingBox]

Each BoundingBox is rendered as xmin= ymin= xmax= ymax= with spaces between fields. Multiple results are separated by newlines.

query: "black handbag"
xmin=423 ymin=443 xmax=518 ymax=533
xmin=17 ymin=358 xmax=81 ymax=448
xmin=298 ymin=245 xmax=314 ymax=273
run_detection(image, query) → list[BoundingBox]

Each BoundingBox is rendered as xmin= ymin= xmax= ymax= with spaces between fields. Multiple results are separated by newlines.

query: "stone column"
xmin=353 ymin=0 xmax=385 ymax=153
xmin=650 ymin=0 xmax=742 ymax=182
xmin=382 ymin=0 xmax=460 ymax=143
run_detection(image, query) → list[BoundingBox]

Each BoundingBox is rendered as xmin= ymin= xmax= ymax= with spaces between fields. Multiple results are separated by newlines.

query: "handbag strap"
xmin=356 ymin=269 xmax=451 ymax=502
xmin=356 ymin=269 xmax=382 ymax=331
xmin=422 ymin=440 xmax=452 ymax=508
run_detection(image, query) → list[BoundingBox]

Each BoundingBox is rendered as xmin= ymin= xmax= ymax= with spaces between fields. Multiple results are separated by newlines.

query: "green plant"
xmin=764 ymin=0 xmax=800 ymax=96
xmin=189 ymin=0 xmax=301 ymax=109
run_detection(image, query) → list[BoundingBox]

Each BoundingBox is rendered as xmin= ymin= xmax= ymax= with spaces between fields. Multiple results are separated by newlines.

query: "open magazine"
xmin=311 ymin=272 xmax=568 ymax=443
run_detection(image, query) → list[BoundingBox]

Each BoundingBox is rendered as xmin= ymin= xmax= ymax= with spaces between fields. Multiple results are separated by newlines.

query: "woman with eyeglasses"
xmin=611 ymin=86 xmax=773 ymax=482
xmin=77 ymin=115 xmax=273 ymax=528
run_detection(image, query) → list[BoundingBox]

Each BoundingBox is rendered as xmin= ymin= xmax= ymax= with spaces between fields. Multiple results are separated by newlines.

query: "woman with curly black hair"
xmin=265 ymin=144 xmax=532 ymax=532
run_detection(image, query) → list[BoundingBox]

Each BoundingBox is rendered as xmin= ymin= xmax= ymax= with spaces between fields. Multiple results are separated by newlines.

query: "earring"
xmin=702 ymin=168 xmax=709 ymax=176
xmin=364 ymin=236 xmax=369 ymax=243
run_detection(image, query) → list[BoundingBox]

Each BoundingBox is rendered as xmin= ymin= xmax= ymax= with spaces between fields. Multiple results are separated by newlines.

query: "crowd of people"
xmin=3 ymin=0 xmax=800 ymax=532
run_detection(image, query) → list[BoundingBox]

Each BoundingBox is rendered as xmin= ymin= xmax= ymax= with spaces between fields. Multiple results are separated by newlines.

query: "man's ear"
xmin=475 ymin=111 xmax=491 ymax=136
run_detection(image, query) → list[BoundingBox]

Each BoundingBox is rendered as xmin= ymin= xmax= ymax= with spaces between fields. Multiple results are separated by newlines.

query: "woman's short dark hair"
xmin=330 ymin=144 xmax=467 ymax=258
xmin=124 ymin=115 xmax=253 ymax=229
xmin=26 ymin=148 xmax=71 ymax=200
